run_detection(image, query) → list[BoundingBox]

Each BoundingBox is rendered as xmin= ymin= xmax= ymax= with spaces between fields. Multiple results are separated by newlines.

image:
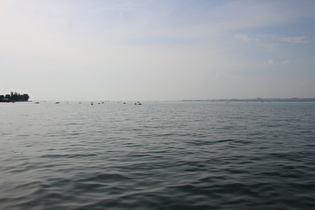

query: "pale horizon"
xmin=1 ymin=0 xmax=315 ymax=101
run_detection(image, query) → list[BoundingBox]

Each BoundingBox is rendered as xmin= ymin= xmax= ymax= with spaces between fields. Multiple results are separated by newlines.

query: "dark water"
xmin=1 ymin=101 xmax=315 ymax=209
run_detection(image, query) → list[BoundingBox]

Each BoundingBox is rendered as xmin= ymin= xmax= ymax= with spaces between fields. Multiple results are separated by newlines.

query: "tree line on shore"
xmin=0 ymin=92 xmax=29 ymax=102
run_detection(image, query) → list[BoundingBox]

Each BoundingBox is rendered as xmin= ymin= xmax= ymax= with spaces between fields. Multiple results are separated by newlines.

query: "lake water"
xmin=1 ymin=101 xmax=315 ymax=209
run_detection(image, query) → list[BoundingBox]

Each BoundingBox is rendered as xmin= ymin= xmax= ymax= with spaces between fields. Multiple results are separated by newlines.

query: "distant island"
xmin=0 ymin=92 xmax=30 ymax=103
xmin=183 ymin=98 xmax=315 ymax=102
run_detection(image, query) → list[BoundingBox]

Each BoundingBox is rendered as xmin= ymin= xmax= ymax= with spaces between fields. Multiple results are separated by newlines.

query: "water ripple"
xmin=1 ymin=102 xmax=315 ymax=209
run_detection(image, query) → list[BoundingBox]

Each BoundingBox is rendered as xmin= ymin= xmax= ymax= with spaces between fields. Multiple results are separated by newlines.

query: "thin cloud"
xmin=264 ymin=59 xmax=290 ymax=65
xmin=279 ymin=36 xmax=307 ymax=44
xmin=234 ymin=33 xmax=251 ymax=41
xmin=266 ymin=60 xmax=274 ymax=65
xmin=1 ymin=0 xmax=315 ymax=100
xmin=282 ymin=60 xmax=290 ymax=64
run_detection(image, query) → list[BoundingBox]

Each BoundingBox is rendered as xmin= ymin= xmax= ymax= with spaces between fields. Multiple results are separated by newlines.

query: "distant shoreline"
xmin=183 ymin=98 xmax=315 ymax=102
xmin=0 ymin=101 xmax=31 ymax=103
xmin=0 ymin=92 xmax=30 ymax=103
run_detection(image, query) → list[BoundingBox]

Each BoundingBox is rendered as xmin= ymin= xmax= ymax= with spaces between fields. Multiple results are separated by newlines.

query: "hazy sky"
xmin=1 ymin=0 xmax=315 ymax=101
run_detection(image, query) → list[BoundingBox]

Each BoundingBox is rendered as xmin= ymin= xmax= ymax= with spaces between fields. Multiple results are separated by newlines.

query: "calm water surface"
xmin=1 ymin=101 xmax=315 ymax=209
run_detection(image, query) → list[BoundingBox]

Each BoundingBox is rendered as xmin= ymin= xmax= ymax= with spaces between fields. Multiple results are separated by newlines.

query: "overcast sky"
xmin=1 ymin=0 xmax=315 ymax=101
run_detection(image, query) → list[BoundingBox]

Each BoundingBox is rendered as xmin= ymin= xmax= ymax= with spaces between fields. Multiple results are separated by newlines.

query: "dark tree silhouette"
xmin=22 ymin=94 xmax=29 ymax=101
xmin=0 ymin=92 xmax=30 ymax=102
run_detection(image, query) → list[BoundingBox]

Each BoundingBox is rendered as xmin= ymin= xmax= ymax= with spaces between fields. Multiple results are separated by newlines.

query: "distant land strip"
xmin=0 ymin=92 xmax=29 ymax=102
xmin=183 ymin=98 xmax=315 ymax=102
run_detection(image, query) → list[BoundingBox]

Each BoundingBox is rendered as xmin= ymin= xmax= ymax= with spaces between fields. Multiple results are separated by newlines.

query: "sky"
xmin=1 ymin=0 xmax=315 ymax=101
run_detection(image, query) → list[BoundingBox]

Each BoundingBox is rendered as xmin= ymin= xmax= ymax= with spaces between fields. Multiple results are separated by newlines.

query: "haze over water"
xmin=1 ymin=0 xmax=315 ymax=100
xmin=2 ymin=1 xmax=315 ymax=208
xmin=1 ymin=101 xmax=315 ymax=209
